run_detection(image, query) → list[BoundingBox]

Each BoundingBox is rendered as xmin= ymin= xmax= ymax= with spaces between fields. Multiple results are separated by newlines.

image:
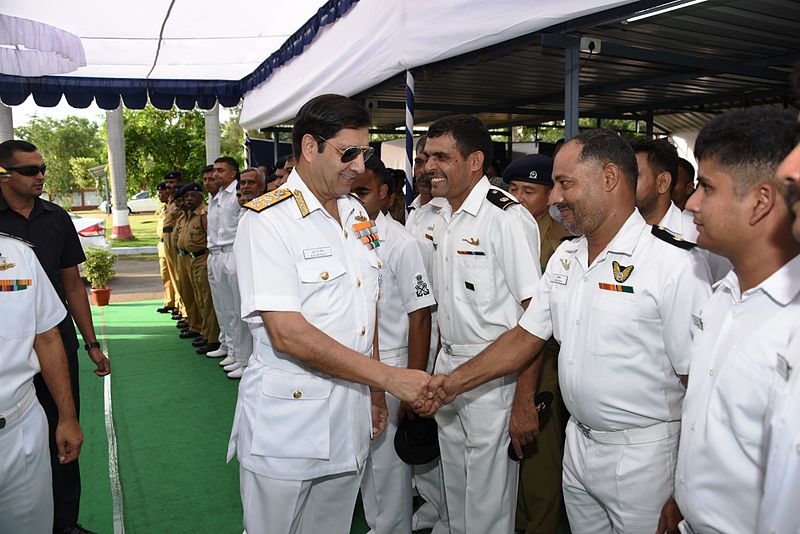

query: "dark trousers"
xmin=34 ymin=350 xmax=82 ymax=530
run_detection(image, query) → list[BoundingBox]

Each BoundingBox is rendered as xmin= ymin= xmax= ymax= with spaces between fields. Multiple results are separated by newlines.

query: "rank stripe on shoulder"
xmin=651 ymin=225 xmax=696 ymax=250
xmin=486 ymin=188 xmax=519 ymax=210
xmin=0 ymin=231 xmax=35 ymax=247
xmin=243 ymin=189 xmax=293 ymax=213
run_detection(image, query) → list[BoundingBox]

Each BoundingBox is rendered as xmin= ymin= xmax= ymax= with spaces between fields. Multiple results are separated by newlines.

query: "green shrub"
xmin=83 ymin=248 xmax=116 ymax=289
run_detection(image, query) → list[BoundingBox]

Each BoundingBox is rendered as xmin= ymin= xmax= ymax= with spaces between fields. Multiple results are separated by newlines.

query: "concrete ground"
xmin=103 ymin=257 xmax=163 ymax=303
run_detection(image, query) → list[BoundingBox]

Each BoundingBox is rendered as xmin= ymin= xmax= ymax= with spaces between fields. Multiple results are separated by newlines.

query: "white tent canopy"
xmin=1 ymin=0 xmax=323 ymax=80
xmin=240 ymin=0 xmax=637 ymax=129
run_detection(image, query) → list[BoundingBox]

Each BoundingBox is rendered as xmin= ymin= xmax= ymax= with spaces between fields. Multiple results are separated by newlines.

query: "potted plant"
xmin=83 ymin=247 xmax=116 ymax=306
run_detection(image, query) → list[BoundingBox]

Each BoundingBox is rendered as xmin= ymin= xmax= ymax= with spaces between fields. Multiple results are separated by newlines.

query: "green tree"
xmin=118 ymin=106 xmax=207 ymax=194
xmin=16 ymin=116 xmax=105 ymax=204
xmin=220 ymin=106 xmax=245 ymax=167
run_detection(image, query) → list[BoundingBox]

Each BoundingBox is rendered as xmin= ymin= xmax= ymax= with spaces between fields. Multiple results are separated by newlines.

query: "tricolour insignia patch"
xmin=243 ymin=189 xmax=293 ymax=213
xmin=651 ymin=225 xmax=696 ymax=250
xmin=0 ymin=279 xmax=32 ymax=291
xmin=486 ymin=188 xmax=519 ymax=210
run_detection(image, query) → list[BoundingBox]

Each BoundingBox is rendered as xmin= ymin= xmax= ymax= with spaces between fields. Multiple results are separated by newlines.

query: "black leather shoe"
xmin=179 ymin=330 xmax=201 ymax=339
xmin=54 ymin=524 xmax=98 ymax=534
xmin=197 ymin=342 xmax=220 ymax=355
xmin=176 ymin=320 xmax=189 ymax=329
xmin=170 ymin=313 xmax=182 ymax=320
xmin=192 ymin=337 xmax=208 ymax=347
xmin=157 ymin=306 xmax=173 ymax=314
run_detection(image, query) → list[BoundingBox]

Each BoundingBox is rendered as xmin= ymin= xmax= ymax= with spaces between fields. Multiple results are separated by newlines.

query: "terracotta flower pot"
xmin=90 ymin=287 xmax=112 ymax=306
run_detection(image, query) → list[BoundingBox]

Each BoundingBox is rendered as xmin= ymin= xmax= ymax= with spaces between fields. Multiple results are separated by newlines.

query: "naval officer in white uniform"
xmin=425 ymin=129 xmax=713 ymax=534
xmin=228 ymin=94 xmax=431 ymax=534
xmin=0 ymin=231 xmax=83 ymax=534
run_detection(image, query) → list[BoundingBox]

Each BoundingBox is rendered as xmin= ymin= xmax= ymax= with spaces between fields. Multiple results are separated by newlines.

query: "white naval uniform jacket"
xmin=676 ymin=254 xmax=800 ymax=534
xmin=228 ymin=172 xmax=381 ymax=481
xmin=759 ymin=323 xmax=800 ymax=534
xmin=431 ymin=177 xmax=540 ymax=348
xmin=374 ymin=211 xmax=436 ymax=359
xmin=659 ymin=202 xmax=731 ymax=283
xmin=519 ymin=210 xmax=713 ymax=431
xmin=0 ymin=234 xmax=66 ymax=411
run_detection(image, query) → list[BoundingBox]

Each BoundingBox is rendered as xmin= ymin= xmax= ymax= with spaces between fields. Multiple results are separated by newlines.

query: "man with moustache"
xmin=423 ymin=128 xmax=713 ymax=534
xmin=350 ymin=156 xmax=435 ymax=534
xmin=667 ymin=110 xmax=799 ymax=533
xmin=239 ymin=167 xmax=267 ymax=203
xmin=422 ymin=114 xmax=541 ymax=534
xmin=503 ymin=154 xmax=568 ymax=534
xmin=229 ymin=94 xmax=431 ymax=534
xmin=208 ymin=156 xmax=251 ymax=378
xmin=404 ymin=134 xmax=450 ymax=534
xmin=758 ymin=66 xmax=800 ymax=534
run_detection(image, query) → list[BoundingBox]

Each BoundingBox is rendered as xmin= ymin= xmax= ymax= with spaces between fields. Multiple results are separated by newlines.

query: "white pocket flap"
xmin=296 ymin=258 xmax=347 ymax=283
xmin=261 ymin=372 xmax=332 ymax=400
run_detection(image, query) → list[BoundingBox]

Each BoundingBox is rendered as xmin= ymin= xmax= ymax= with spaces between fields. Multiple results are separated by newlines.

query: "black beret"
xmin=156 ymin=181 xmax=168 ymax=191
xmin=394 ymin=415 xmax=440 ymax=465
xmin=178 ymin=182 xmax=202 ymax=195
xmin=503 ymin=154 xmax=554 ymax=188
xmin=164 ymin=170 xmax=182 ymax=181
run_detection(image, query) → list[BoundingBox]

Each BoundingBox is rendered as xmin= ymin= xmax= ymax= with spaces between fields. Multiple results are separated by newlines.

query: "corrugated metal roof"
xmin=349 ymin=0 xmax=799 ymax=134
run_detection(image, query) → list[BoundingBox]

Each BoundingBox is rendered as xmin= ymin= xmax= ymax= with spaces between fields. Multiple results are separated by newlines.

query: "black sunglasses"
xmin=5 ymin=164 xmax=47 ymax=176
xmin=318 ymin=136 xmax=374 ymax=163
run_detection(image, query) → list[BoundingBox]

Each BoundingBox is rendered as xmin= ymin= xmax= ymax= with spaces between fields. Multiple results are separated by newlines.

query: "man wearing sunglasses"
xmin=0 ymin=140 xmax=109 ymax=534
xmin=229 ymin=94 xmax=431 ymax=534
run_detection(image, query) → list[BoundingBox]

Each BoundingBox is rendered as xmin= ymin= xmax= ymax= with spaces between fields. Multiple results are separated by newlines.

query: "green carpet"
xmin=79 ymin=299 xmax=374 ymax=534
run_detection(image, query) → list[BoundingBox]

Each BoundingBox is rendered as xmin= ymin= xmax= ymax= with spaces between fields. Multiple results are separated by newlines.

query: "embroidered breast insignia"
xmin=353 ymin=220 xmax=381 ymax=249
xmin=355 ymin=213 xmax=368 ymax=222
xmin=612 ymin=260 xmax=634 ymax=283
xmin=0 ymin=258 xmax=16 ymax=271
xmin=462 ymin=237 xmax=480 ymax=246
xmin=560 ymin=258 xmax=571 ymax=270
xmin=244 ymin=189 xmax=293 ymax=213
xmin=293 ymin=190 xmax=310 ymax=217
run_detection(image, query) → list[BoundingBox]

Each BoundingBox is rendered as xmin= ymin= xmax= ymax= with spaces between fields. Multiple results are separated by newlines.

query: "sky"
xmin=8 ymin=97 xmax=235 ymax=128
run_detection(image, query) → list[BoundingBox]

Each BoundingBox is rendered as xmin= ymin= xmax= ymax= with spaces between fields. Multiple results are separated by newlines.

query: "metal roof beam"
xmin=540 ymin=34 xmax=789 ymax=82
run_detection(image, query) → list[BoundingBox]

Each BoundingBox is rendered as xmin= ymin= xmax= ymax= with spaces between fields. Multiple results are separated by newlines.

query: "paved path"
xmin=104 ymin=258 xmax=163 ymax=303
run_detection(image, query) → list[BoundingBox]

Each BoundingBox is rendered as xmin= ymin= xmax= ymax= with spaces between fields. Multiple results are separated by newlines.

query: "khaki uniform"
xmin=516 ymin=212 xmax=570 ymax=534
xmin=175 ymin=209 xmax=202 ymax=333
xmin=182 ymin=204 xmax=219 ymax=344
xmin=162 ymin=198 xmax=184 ymax=315
xmin=156 ymin=202 xmax=176 ymax=308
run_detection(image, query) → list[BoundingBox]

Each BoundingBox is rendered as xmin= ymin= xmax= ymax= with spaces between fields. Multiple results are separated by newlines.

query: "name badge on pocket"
xmin=552 ymin=273 xmax=568 ymax=285
xmin=777 ymin=353 xmax=791 ymax=382
xmin=303 ymin=247 xmax=332 ymax=260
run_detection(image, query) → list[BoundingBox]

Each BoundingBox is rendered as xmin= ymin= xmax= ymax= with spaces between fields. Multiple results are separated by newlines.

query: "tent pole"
xmin=404 ymin=69 xmax=415 ymax=207
xmin=106 ymin=107 xmax=134 ymax=239
xmin=564 ymin=42 xmax=580 ymax=140
xmin=204 ymin=102 xmax=221 ymax=164
xmin=0 ymin=103 xmax=12 ymax=143
xmin=273 ymin=131 xmax=280 ymax=165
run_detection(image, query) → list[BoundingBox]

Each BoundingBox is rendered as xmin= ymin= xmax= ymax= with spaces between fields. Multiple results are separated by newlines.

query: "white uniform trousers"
xmin=434 ymin=348 xmax=518 ymax=534
xmin=412 ymin=311 xmax=450 ymax=534
xmin=210 ymin=249 xmax=252 ymax=364
xmin=240 ymin=465 xmax=363 ymax=534
xmin=411 ymin=459 xmax=449 ymax=533
xmin=0 ymin=398 xmax=53 ymax=534
xmin=562 ymin=418 xmax=680 ymax=534
xmin=207 ymin=251 xmax=231 ymax=354
xmin=360 ymin=353 xmax=413 ymax=534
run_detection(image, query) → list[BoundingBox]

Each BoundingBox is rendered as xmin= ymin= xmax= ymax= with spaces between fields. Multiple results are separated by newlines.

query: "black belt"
xmin=188 ymin=249 xmax=207 ymax=258
xmin=163 ymin=226 xmax=174 ymax=233
xmin=177 ymin=248 xmax=189 ymax=256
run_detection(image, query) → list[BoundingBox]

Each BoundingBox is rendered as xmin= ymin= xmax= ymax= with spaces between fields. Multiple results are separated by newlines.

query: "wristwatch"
xmin=84 ymin=341 xmax=101 ymax=351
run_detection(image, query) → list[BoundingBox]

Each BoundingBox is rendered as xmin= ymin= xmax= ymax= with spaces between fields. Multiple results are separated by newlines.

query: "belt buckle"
xmin=443 ymin=343 xmax=453 ymax=355
xmin=576 ymin=421 xmax=593 ymax=438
